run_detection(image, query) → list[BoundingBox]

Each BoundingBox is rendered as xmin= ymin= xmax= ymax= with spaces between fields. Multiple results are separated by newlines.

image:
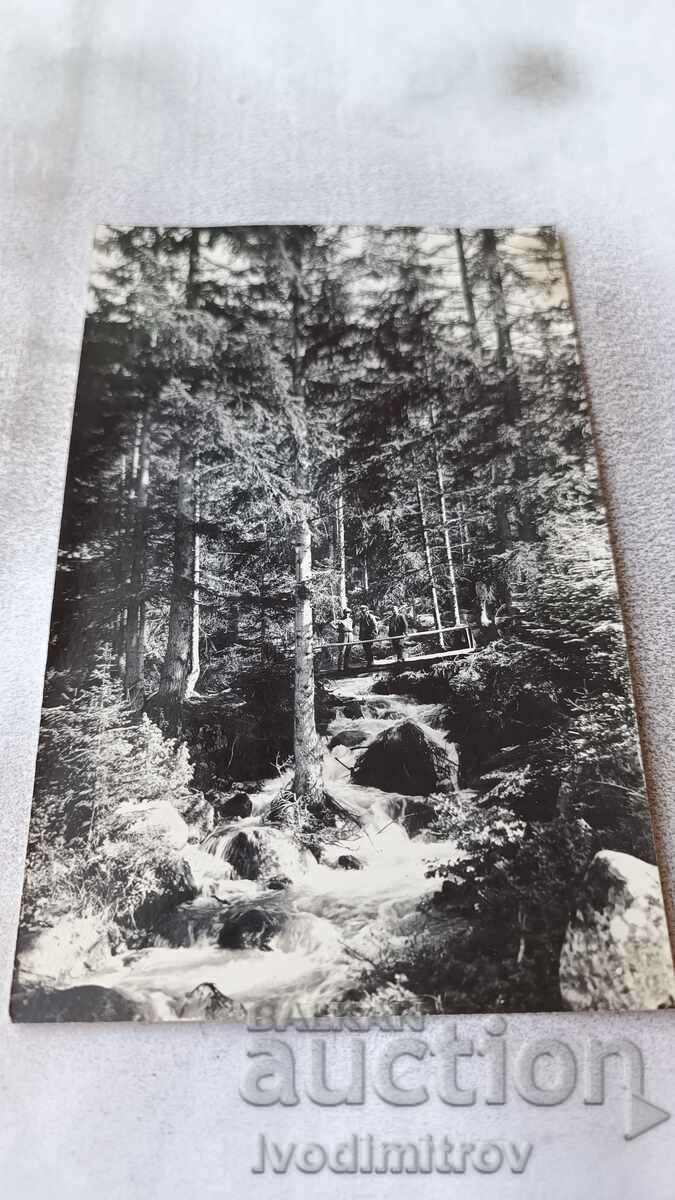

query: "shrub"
xmin=21 ymin=660 xmax=201 ymax=939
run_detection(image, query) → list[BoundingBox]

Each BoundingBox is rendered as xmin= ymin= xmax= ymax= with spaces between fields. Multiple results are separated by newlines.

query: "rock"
xmin=10 ymin=983 xmax=143 ymax=1023
xmin=110 ymin=801 xmax=190 ymax=852
xmin=401 ymin=798 xmax=437 ymax=836
xmin=133 ymin=856 xmax=198 ymax=933
xmin=154 ymin=899 xmax=226 ymax=947
xmin=559 ymin=850 xmax=675 ymax=1011
xmin=431 ymin=875 xmax=471 ymax=910
xmin=178 ymin=982 xmax=247 ymax=1022
xmin=267 ymin=875 xmax=292 ymax=890
xmin=218 ymin=906 xmax=286 ymax=951
xmin=336 ymin=854 xmax=362 ymax=871
xmin=342 ymin=701 xmax=364 ymax=719
xmin=178 ymin=791 xmax=215 ymax=838
xmin=225 ymin=830 xmax=267 ymax=879
xmin=352 ymin=720 xmax=459 ymax=796
xmin=214 ymin=791 xmax=253 ymax=821
xmin=17 ymin=916 xmax=114 ymax=983
xmin=212 ymin=827 xmax=311 ymax=883
xmin=329 ymin=728 xmax=371 ymax=750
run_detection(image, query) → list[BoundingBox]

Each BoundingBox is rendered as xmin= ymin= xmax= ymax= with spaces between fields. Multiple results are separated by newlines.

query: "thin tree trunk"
xmin=454 ymin=229 xmax=481 ymax=358
xmin=363 ymin=552 xmax=369 ymax=595
xmin=186 ymin=226 xmax=200 ymax=307
xmin=115 ymin=451 xmax=128 ymax=675
xmin=481 ymin=228 xmax=513 ymax=371
xmin=124 ymin=414 xmax=151 ymax=703
xmin=482 ymin=229 xmax=521 ymax=552
xmin=185 ymin=459 xmax=201 ymax=699
xmin=119 ymin=418 xmax=143 ymax=677
xmin=293 ymin=503 xmax=323 ymax=802
xmin=416 ymin=478 xmax=445 ymax=648
xmin=259 ymin=572 xmax=268 ymax=664
xmin=158 ymin=442 xmax=195 ymax=708
xmin=492 ymin=458 xmax=513 ymax=553
xmin=334 ymin=469 xmax=348 ymax=612
xmin=287 ymin=234 xmax=323 ymax=805
xmin=457 ymin=503 xmax=466 ymax=567
xmin=159 ymin=229 xmax=200 ymax=715
xmin=429 ymin=404 xmax=460 ymax=626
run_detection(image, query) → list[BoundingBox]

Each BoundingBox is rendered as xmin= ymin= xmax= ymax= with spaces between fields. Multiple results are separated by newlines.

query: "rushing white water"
xmin=75 ymin=672 xmax=462 ymax=1020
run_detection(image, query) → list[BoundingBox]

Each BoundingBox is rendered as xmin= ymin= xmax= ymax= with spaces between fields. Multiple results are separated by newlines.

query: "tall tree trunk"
xmin=334 ymin=469 xmax=348 ymax=612
xmin=259 ymin=573 xmax=268 ymax=664
xmin=185 ymin=459 xmax=201 ymax=699
xmin=429 ymin=404 xmax=460 ymax=626
xmin=363 ymin=552 xmax=369 ymax=595
xmin=457 ymin=502 xmax=466 ymax=567
xmin=124 ymin=414 xmax=151 ymax=703
xmin=186 ymin=226 xmax=200 ymax=307
xmin=482 ymin=228 xmax=521 ymax=555
xmin=286 ymin=234 xmax=323 ymax=805
xmin=416 ymin=478 xmax=445 ymax=648
xmin=158 ymin=442 xmax=195 ymax=709
xmin=293 ymin=502 xmax=322 ymax=802
xmin=158 ymin=229 xmax=200 ymax=715
xmin=454 ymin=229 xmax=482 ymax=358
xmin=481 ymin=228 xmax=513 ymax=371
xmin=115 ymin=451 xmax=128 ymax=675
xmin=492 ymin=458 xmax=513 ymax=553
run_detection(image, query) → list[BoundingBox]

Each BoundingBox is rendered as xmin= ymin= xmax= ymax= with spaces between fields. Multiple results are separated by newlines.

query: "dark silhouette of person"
xmin=337 ymin=608 xmax=353 ymax=673
xmin=388 ymin=606 xmax=408 ymax=662
xmin=359 ymin=606 xmax=378 ymax=668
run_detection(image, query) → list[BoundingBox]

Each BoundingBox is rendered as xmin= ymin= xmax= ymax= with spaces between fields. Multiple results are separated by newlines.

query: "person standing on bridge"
xmin=388 ymin=605 xmax=408 ymax=663
xmin=359 ymin=605 xmax=379 ymax=668
xmin=337 ymin=607 xmax=354 ymax=673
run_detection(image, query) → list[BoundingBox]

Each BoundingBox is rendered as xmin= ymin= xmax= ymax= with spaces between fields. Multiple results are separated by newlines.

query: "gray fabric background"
xmin=0 ymin=2 xmax=674 ymax=1196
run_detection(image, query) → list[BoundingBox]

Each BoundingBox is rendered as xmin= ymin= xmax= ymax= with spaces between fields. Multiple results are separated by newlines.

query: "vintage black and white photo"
xmin=11 ymin=225 xmax=673 ymax=1022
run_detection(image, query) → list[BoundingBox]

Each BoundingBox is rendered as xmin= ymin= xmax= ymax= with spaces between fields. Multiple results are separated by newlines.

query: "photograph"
xmin=11 ymin=224 xmax=672 ymax=1023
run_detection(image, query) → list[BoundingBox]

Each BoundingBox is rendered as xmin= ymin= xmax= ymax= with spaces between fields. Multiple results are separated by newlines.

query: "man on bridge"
xmin=337 ymin=608 xmax=354 ymax=673
xmin=388 ymin=605 xmax=408 ymax=663
xmin=359 ymin=605 xmax=379 ymax=668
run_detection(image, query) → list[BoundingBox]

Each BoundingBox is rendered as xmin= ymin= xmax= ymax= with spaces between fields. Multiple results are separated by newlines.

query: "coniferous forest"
xmin=11 ymin=226 xmax=669 ymax=1023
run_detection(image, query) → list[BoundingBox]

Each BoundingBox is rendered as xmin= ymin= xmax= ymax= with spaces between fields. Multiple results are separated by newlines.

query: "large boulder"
xmin=559 ymin=850 xmax=675 ymax=1011
xmin=11 ymin=983 xmax=143 ymax=1023
xmin=218 ymin=905 xmax=286 ymax=951
xmin=110 ymin=801 xmax=190 ymax=852
xmin=16 ymin=916 xmax=114 ymax=984
xmin=214 ymin=791 xmax=253 ymax=822
xmin=352 ymin=720 xmax=459 ymax=796
xmin=178 ymin=982 xmax=247 ymax=1022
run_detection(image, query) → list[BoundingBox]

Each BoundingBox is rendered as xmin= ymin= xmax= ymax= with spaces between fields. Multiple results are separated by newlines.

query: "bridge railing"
xmin=313 ymin=622 xmax=475 ymax=673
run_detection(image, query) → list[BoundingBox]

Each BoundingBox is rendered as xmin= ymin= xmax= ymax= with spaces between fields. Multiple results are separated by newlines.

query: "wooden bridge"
xmin=315 ymin=623 xmax=477 ymax=677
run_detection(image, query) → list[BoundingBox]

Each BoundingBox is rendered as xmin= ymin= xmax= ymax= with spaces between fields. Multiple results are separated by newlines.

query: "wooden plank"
xmin=320 ymin=645 xmax=476 ymax=677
